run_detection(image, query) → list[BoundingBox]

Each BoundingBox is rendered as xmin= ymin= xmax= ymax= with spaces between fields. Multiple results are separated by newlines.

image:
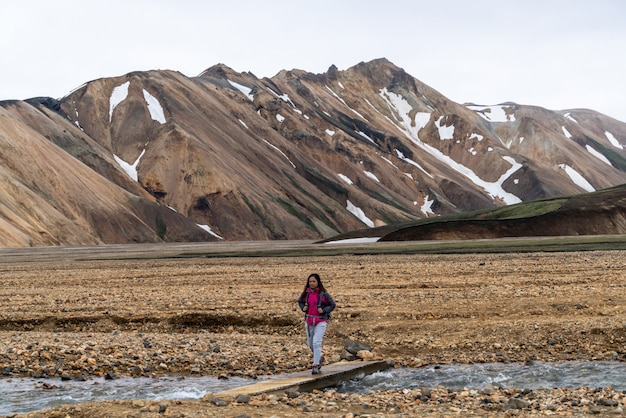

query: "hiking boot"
xmin=319 ymin=355 xmax=325 ymax=371
xmin=312 ymin=365 xmax=320 ymax=375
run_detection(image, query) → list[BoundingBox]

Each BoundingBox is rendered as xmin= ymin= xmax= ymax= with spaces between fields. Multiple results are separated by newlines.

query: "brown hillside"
xmin=380 ymin=185 xmax=626 ymax=241
xmin=1 ymin=58 xmax=626 ymax=246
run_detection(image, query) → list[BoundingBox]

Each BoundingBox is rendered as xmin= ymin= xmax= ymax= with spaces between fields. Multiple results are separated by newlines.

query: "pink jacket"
xmin=298 ymin=288 xmax=336 ymax=326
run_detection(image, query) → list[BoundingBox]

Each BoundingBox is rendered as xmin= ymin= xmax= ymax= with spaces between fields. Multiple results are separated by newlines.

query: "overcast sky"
xmin=2 ymin=0 xmax=625 ymax=122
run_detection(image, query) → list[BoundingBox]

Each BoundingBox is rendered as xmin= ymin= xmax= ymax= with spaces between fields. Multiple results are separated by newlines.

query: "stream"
xmin=2 ymin=361 xmax=625 ymax=415
xmin=336 ymin=360 xmax=626 ymax=393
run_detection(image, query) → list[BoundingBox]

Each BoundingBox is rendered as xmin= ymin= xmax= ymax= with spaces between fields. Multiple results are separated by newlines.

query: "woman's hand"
xmin=302 ymin=305 xmax=308 ymax=312
xmin=317 ymin=307 xmax=323 ymax=314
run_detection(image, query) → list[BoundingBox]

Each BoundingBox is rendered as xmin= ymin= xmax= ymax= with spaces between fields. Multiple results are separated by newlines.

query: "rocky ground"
xmin=1 ymin=247 xmax=625 ymax=417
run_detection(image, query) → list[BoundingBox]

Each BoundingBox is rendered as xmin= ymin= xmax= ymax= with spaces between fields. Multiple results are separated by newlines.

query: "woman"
xmin=297 ymin=273 xmax=336 ymax=374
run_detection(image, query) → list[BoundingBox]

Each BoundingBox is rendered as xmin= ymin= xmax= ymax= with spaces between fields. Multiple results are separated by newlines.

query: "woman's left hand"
xmin=317 ymin=307 xmax=323 ymax=314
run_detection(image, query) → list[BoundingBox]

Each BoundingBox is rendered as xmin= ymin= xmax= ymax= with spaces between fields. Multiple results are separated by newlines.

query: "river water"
xmin=337 ymin=361 xmax=626 ymax=393
xmin=0 ymin=375 xmax=252 ymax=416
xmin=2 ymin=361 xmax=625 ymax=416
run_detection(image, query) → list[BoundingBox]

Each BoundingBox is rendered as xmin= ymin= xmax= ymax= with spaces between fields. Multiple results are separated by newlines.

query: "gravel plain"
xmin=1 ymin=244 xmax=625 ymax=417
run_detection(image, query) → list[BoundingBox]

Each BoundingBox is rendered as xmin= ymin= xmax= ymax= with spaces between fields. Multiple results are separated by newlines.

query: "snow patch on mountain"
xmin=346 ymin=200 xmax=374 ymax=227
xmin=326 ymin=86 xmax=367 ymax=120
xmin=436 ymin=116 xmax=454 ymax=140
xmin=605 ymin=131 xmax=623 ymax=149
xmin=114 ymin=149 xmax=146 ymax=181
xmin=143 ymin=90 xmax=166 ymax=124
xmin=383 ymin=90 xmax=521 ymax=204
xmin=356 ymin=130 xmax=376 ymax=144
xmin=562 ymin=126 xmax=572 ymax=139
xmin=559 ymin=164 xmax=595 ymax=192
xmin=338 ymin=174 xmax=353 ymax=185
xmin=420 ymin=195 xmax=435 ymax=215
xmin=109 ymin=81 xmax=130 ymax=121
xmin=468 ymin=105 xmax=516 ymax=122
xmin=379 ymin=88 xmax=430 ymax=138
xmin=394 ymin=149 xmax=433 ymax=178
xmin=586 ymin=145 xmax=612 ymax=166
xmin=564 ymin=112 xmax=578 ymax=123
xmin=267 ymin=87 xmax=295 ymax=107
xmin=325 ymin=237 xmax=380 ymax=244
xmin=364 ymin=171 xmax=379 ymax=182
xmin=228 ymin=80 xmax=254 ymax=101
xmin=197 ymin=224 xmax=223 ymax=239
xmin=261 ymin=139 xmax=295 ymax=168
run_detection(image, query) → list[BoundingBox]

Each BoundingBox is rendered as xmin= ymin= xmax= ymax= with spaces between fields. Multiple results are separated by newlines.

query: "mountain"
xmin=0 ymin=58 xmax=625 ymax=247
xmin=325 ymin=183 xmax=626 ymax=242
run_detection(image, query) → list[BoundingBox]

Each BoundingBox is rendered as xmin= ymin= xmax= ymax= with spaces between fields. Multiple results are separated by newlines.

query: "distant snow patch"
xmin=404 ymin=134 xmax=520 ymax=203
xmin=364 ymin=98 xmax=381 ymax=115
xmin=276 ymin=114 xmax=285 ymax=122
xmin=71 ymin=107 xmax=83 ymax=130
xmin=267 ymin=87 xmax=295 ymax=107
xmin=261 ymin=138 xmax=295 ymax=168
xmin=564 ymin=113 xmax=578 ymax=123
xmin=228 ymin=80 xmax=254 ymax=101
xmin=346 ymin=200 xmax=375 ymax=227
xmin=586 ymin=145 xmax=612 ymax=166
xmin=381 ymin=90 xmax=521 ymax=204
xmin=421 ymin=195 xmax=435 ymax=215
xmin=562 ymin=126 xmax=572 ymax=139
xmin=238 ymin=119 xmax=248 ymax=129
xmin=325 ymin=237 xmax=380 ymax=244
xmin=109 ymin=81 xmax=130 ymax=121
xmin=356 ymin=130 xmax=376 ymax=144
xmin=197 ymin=224 xmax=223 ymax=239
xmin=379 ymin=88 xmax=430 ymax=138
xmin=435 ymin=116 xmax=454 ymax=140
xmin=605 ymin=131 xmax=623 ymax=149
xmin=114 ymin=149 xmax=145 ymax=181
xmin=143 ymin=90 xmax=166 ymax=124
xmin=380 ymin=156 xmax=399 ymax=170
xmin=395 ymin=149 xmax=433 ymax=178
xmin=326 ymin=85 xmax=367 ymax=120
xmin=468 ymin=105 xmax=516 ymax=122
xmin=285 ymin=105 xmax=312 ymax=118
xmin=558 ymin=164 xmax=595 ymax=192
xmin=338 ymin=174 xmax=353 ymax=185
xmin=429 ymin=152 xmax=522 ymax=204
xmin=364 ymin=171 xmax=380 ymax=182
xmin=469 ymin=133 xmax=484 ymax=141
xmin=325 ymin=129 xmax=335 ymax=136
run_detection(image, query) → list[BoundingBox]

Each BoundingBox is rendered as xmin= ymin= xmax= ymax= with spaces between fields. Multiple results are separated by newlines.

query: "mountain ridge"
xmin=0 ymin=58 xmax=625 ymax=247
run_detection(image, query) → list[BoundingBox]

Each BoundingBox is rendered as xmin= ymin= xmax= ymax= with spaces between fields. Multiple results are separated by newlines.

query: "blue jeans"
xmin=305 ymin=321 xmax=327 ymax=366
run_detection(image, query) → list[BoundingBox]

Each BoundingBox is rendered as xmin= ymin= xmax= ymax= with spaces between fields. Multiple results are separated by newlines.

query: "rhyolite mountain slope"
xmin=338 ymin=183 xmax=626 ymax=242
xmin=0 ymin=58 xmax=625 ymax=247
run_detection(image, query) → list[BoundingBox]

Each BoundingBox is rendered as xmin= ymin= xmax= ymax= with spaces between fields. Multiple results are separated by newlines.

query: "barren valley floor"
xmin=1 ymin=245 xmax=625 ymax=417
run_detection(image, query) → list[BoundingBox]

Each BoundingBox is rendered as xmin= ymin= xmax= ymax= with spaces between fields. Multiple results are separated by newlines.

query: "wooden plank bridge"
xmin=216 ymin=359 xmax=393 ymax=397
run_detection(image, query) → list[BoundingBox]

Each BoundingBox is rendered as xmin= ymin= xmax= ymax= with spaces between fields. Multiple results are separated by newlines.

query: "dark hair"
xmin=303 ymin=273 xmax=327 ymax=293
